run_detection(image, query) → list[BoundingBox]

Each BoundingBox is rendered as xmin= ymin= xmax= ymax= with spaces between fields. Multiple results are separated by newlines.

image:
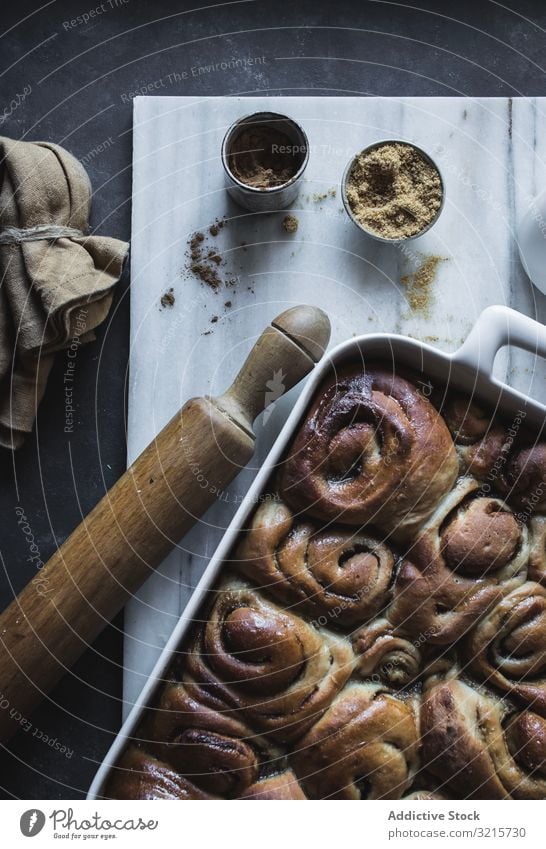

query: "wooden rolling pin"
xmin=0 ymin=305 xmax=330 ymax=742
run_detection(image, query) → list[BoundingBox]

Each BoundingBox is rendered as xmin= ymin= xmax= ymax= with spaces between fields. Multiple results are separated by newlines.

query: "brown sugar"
xmin=346 ymin=143 xmax=443 ymax=239
xmin=282 ymin=214 xmax=299 ymax=234
xmin=312 ymin=188 xmax=336 ymax=202
xmin=401 ymin=254 xmax=447 ymax=317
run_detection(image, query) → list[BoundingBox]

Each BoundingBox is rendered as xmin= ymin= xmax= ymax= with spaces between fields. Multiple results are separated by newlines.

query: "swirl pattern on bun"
xmin=182 ymin=577 xmax=354 ymax=743
xmin=421 ymin=678 xmax=546 ymax=799
xmin=530 ymin=516 xmax=546 ymax=586
xmin=351 ymin=618 xmax=423 ymax=686
xmin=463 ymin=582 xmax=546 ymax=717
xmin=239 ymin=770 xmax=307 ymax=799
xmin=279 ymin=366 xmax=458 ymax=538
xmin=388 ymin=478 xmax=528 ymax=643
xmin=236 ymin=499 xmax=397 ymax=627
xmin=441 ymin=395 xmax=511 ymax=478
xmin=291 ymin=682 xmax=419 ymax=799
xmin=105 ymin=747 xmax=216 ymax=800
xmin=142 ymin=682 xmax=275 ymax=798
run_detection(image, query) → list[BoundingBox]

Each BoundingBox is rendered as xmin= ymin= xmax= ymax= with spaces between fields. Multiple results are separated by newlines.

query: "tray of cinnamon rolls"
xmin=89 ymin=305 xmax=546 ymax=801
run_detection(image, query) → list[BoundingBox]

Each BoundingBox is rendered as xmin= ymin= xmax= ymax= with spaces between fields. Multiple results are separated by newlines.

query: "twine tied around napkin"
xmin=0 ymin=136 xmax=129 ymax=449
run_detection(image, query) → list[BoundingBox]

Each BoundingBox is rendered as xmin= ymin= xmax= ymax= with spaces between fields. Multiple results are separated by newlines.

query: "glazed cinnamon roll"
xmin=441 ymin=394 xmax=511 ymax=479
xmin=279 ymin=366 xmax=458 ymax=538
xmin=498 ymin=442 xmax=546 ymax=514
xmin=421 ymin=678 xmax=546 ymax=799
xmin=235 ymin=499 xmax=397 ymax=628
xmin=182 ymin=577 xmax=354 ymax=744
xmin=105 ymin=747 xmax=215 ymax=800
xmin=142 ymin=682 xmax=275 ymax=798
xmin=443 ymin=397 xmax=546 ymax=515
xmin=463 ymin=582 xmax=546 ymax=717
xmin=403 ymin=789 xmax=450 ymax=800
xmin=529 ymin=515 xmax=546 ymax=585
xmin=291 ymin=682 xmax=419 ymax=799
xmin=239 ymin=769 xmax=307 ymax=799
xmin=389 ymin=478 xmax=528 ymax=643
xmin=351 ymin=618 xmax=423 ymax=686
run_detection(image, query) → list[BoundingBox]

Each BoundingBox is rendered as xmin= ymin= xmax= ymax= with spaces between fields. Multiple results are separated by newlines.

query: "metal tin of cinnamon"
xmin=222 ymin=112 xmax=309 ymax=212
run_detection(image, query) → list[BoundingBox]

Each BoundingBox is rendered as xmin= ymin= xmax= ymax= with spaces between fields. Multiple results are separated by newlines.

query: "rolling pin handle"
xmin=214 ymin=305 xmax=330 ymax=435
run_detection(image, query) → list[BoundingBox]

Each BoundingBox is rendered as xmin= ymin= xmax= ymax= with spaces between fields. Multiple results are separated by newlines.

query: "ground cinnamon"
xmin=228 ymin=126 xmax=300 ymax=188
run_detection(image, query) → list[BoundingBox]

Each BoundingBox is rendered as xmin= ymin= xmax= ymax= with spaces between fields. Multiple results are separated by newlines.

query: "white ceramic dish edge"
xmin=88 ymin=304 xmax=546 ymax=799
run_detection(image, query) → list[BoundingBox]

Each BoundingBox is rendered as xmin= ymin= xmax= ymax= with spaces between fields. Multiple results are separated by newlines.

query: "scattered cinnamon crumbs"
xmin=209 ymin=219 xmax=224 ymax=237
xmin=187 ymin=222 xmax=228 ymax=291
xmin=160 ymin=288 xmax=175 ymax=308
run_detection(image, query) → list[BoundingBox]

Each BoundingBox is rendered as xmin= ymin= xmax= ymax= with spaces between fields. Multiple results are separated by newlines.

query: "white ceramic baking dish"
xmin=88 ymin=304 xmax=546 ymax=799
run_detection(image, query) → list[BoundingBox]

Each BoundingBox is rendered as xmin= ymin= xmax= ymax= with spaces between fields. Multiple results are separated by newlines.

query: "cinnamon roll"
xmin=389 ymin=478 xmax=528 ymax=643
xmin=182 ymin=577 xmax=354 ymax=743
xmin=143 ymin=682 xmax=275 ymax=798
xmin=239 ymin=770 xmax=307 ymax=799
xmin=463 ymin=582 xmax=546 ymax=717
xmin=498 ymin=442 xmax=546 ymax=514
xmin=443 ymin=397 xmax=546 ymax=515
xmin=235 ymin=499 xmax=397 ymax=628
xmin=279 ymin=366 xmax=458 ymax=538
xmin=421 ymin=678 xmax=546 ymax=799
xmin=105 ymin=747 xmax=215 ymax=800
xmin=403 ymin=789 xmax=449 ymax=800
xmin=441 ymin=394 xmax=511 ymax=479
xmin=291 ymin=682 xmax=419 ymax=799
xmin=351 ymin=618 xmax=423 ymax=686
xmin=530 ymin=515 xmax=546 ymax=585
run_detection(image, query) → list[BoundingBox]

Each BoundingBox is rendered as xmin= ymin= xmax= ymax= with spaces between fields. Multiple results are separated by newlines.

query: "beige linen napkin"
xmin=0 ymin=136 xmax=129 ymax=449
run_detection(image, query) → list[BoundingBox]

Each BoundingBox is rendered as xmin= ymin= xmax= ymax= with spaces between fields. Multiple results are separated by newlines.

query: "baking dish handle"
xmin=453 ymin=305 xmax=546 ymax=377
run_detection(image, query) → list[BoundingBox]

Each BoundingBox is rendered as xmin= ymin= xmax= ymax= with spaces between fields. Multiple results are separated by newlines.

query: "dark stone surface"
xmin=0 ymin=0 xmax=544 ymax=799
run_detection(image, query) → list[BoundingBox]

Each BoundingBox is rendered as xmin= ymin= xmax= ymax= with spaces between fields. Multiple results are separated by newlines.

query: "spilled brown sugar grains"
xmin=282 ymin=214 xmax=299 ymax=233
xmin=401 ymin=254 xmax=447 ymax=317
xmin=311 ymin=187 xmax=337 ymax=203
